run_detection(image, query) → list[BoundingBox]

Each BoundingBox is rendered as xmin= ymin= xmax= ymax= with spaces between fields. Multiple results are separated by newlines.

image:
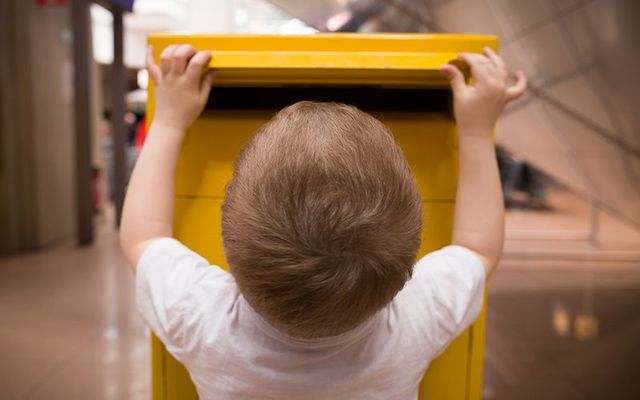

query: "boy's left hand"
xmin=146 ymin=44 xmax=217 ymax=132
xmin=440 ymin=47 xmax=526 ymax=135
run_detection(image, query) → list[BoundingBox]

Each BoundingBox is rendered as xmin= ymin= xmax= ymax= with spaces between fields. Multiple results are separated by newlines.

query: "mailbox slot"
xmin=206 ymin=85 xmax=453 ymax=114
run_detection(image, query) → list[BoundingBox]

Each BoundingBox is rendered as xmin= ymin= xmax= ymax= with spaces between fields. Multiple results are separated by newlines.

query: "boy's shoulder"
xmin=136 ymin=237 xmax=238 ymax=320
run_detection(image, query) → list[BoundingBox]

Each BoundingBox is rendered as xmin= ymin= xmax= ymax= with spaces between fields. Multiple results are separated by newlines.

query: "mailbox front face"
xmin=147 ymin=34 xmax=495 ymax=400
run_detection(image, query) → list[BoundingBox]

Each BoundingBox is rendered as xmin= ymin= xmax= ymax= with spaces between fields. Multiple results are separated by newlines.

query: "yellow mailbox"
xmin=146 ymin=33 xmax=495 ymax=400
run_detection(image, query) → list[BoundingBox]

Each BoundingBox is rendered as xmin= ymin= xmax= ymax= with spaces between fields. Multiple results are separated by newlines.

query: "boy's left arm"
xmin=440 ymin=48 xmax=527 ymax=277
xmin=120 ymin=44 xmax=216 ymax=272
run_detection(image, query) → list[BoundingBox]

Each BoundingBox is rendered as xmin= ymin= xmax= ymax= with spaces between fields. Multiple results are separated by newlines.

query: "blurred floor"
xmin=0 ymin=190 xmax=639 ymax=399
xmin=484 ymin=258 xmax=640 ymax=400
xmin=0 ymin=217 xmax=150 ymax=400
xmin=485 ymin=189 xmax=640 ymax=399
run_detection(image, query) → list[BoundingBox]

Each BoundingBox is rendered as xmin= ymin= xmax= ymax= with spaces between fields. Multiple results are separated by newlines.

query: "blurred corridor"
xmin=0 ymin=217 xmax=149 ymax=399
xmin=1 ymin=0 xmax=639 ymax=399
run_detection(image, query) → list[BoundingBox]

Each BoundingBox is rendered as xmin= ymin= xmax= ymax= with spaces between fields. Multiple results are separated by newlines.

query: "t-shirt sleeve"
xmin=401 ymin=245 xmax=486 ymax=354
xmin=135 ymin=237 xmax=227 ymax=362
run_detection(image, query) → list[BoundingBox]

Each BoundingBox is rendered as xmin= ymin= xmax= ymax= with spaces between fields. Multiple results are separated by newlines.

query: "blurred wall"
xmin=187 ymin=0 xmax=234 ymax=33
xmin=0 ymin=1 xmax=75 ymax=253
xmin=425 ymin=0 xmax=640 ymax=226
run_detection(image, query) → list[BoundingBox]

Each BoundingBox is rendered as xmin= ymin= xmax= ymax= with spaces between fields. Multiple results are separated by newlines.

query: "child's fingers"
xmin=440 ymin=64 xmax=467 ymax=95
xmin=170 ymin=45 xmax=197 ymax=75
xmin=458 ymin=52 xmax=492 ymax=82
xmin=145 ymin=46 xmax=162 ymax=84
xmin=186 ymin=50 xmax=213 ymax=80
xmin=159 ymin=45 xmax=178 ymax=75
xmin=483 ymin=47 xmax=505 ymax=71
xmin=506 ymin=70 xmax=528 ymax=101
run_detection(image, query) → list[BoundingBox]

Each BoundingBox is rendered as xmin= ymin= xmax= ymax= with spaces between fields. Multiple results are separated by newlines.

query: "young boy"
xmin=121 ymin=43 xmax=526 ymax=399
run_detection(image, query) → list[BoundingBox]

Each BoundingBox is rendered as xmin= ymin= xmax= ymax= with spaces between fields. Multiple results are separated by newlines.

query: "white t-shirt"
xmin=136 ymin=238 xmax=485 ymax=400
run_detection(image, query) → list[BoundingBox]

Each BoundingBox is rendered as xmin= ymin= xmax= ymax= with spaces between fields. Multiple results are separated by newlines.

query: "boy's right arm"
xmin=440 ymin=48 xmax=527 ymax=277
xmin=119 ymin=45 xmax=215 ymax=271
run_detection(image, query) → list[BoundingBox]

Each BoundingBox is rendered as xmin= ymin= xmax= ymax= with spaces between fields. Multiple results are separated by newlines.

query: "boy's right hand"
xmin=147 ymin=44 xmax=217 ymax=133
xmin=440 ymin=47 xmax=527 ymax=135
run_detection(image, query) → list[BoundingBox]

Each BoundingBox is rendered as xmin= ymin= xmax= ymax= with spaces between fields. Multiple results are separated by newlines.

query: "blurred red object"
xmin=134 ymin=117 xmax=147 ymax=149
xmin=36 ymin=0 xmax=66 ymax=5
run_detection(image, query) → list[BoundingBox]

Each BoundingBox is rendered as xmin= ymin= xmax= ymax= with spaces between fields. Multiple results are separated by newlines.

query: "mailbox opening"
xmin=205 ymin=85 xmax=453 ymax=114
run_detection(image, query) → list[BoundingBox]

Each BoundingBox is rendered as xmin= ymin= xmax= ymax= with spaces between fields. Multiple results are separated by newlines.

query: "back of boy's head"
xmin=222 ymin=101 xmax=422 ymax=338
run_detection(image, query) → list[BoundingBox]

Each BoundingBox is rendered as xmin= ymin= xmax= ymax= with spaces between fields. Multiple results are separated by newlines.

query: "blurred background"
xmin=0 ymin=0 xmax=639 ymax=399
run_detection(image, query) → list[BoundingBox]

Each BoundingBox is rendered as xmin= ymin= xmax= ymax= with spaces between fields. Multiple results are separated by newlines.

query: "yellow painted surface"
xmin=147 ymin=33 xmax=497 ymax=88
xmin=468 ymin=292 xmax=488 ymax=400
xmin=148 ymin=33 xmax=493 ymax=400
xmin=175 ymin=111 xmax=459 ymax=200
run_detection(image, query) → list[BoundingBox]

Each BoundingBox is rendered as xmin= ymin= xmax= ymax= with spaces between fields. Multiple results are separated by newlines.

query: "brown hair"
xmin=221 ymin=101 xmax=422 ymax=338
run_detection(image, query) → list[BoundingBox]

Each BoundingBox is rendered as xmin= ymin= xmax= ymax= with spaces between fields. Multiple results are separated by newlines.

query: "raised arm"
xmin=119 ymin=44 xmax=216 ymax=271
xmin=440 ymin=47 xmax=527 ymax=277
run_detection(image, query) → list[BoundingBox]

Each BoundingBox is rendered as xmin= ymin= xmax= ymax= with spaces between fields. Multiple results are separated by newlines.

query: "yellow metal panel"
xmin=150 ymin=33 xmax=497 ymax=53
xmin=174 ymin=111 xmax=270 ymax=199
xmin=467 ymin=292 xmax=488 ymax=400
xmin=175 ymin=111 xmax=459 ymax=200
xmin=152 ymin=334 xmax=199 ymax=400
xmin=151 ymin=335 xmax=163 ymax=400
xmin=148 ymin=34 xmax=497 ymax=87
xmin=387 ymin=113 xmax=459 ymax=201
xmin=173 ymin=197 xmax=226 ymax=263
xmin=420 ymin=332 xmax=470 ymax=399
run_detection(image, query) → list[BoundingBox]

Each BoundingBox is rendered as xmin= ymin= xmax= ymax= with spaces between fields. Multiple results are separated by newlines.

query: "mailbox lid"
xmin=147 ymin=33 xmax=498 ymax=87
